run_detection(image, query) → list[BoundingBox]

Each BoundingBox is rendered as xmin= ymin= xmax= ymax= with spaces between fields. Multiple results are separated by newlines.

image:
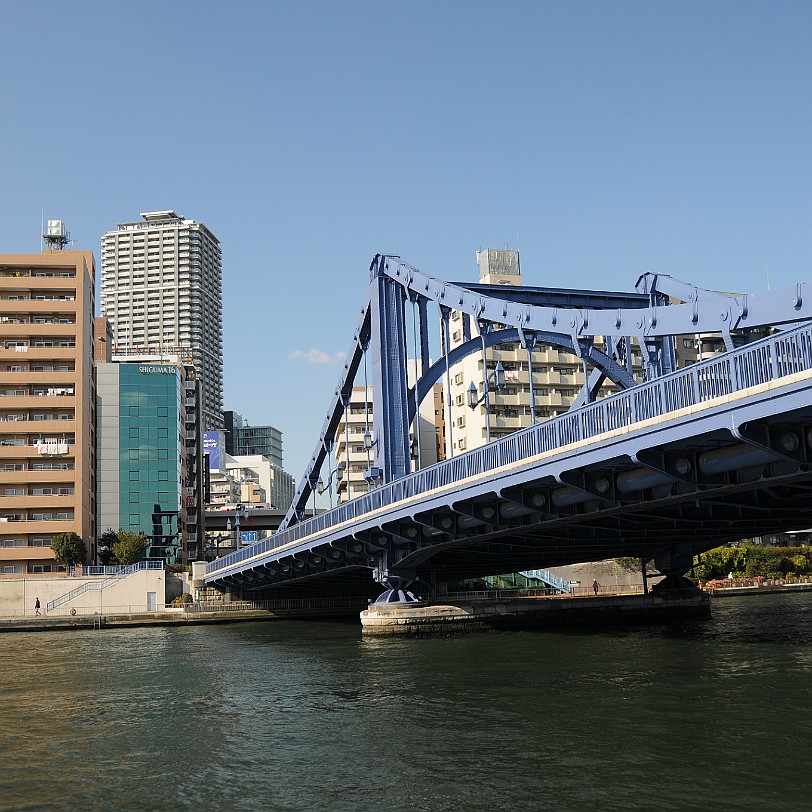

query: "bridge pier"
xmin=371 ymin=557 xmax=425 ymax=606
xmin=360 ymin=585 xmax=710 ymax=637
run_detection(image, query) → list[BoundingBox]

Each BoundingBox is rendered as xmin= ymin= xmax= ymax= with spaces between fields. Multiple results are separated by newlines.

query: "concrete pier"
xmin=360 ymin=590 xmax=711 ymax=636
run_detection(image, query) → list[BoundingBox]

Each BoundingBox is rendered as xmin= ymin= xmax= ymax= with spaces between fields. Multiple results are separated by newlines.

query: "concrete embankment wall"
xmin=0 ymin=570 xmax=168 ymax=617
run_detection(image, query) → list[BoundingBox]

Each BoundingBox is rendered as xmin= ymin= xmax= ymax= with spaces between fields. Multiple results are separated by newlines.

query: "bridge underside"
xmin=208 ymin=388 xmax=812 ymax=596
xmin=415 ymin=452 xmax=812 ymax=583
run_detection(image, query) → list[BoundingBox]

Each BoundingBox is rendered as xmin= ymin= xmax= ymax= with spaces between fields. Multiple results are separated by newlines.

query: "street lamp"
xmin=231 ymin=503 xmax=246 ymax=550
xmin=467 ymin=360 xmax=505 ymax=444
xmin=363 ymin=430 xmax=382 ymax=487
xmin=317 ymin=462 xmax=344 ymax=509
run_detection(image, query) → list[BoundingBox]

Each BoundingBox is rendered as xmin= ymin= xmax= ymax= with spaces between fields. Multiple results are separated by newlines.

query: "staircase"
xmin=46 ymin=560 xmax=164 ymax=613
xmin=520 ymin=569 xmax=572 ymax=593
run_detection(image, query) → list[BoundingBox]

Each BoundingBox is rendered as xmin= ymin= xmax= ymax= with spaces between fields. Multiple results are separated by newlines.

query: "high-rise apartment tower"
xmin=100 ymin=211 xmax=223 ymax=430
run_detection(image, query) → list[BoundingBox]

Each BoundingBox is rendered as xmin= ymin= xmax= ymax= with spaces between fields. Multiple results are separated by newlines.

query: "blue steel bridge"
xmin=206 ymin=255 xmax=812 ymax=600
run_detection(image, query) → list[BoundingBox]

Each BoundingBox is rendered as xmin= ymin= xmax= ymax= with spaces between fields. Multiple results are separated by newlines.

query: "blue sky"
xmin=2 ymin=1 xmax=812 ymax=480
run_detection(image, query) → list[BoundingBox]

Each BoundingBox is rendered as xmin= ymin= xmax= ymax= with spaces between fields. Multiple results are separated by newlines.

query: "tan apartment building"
xmin=0 ymin=250 xmax=96 ymax=573
xmin=444 ymin=249 xmax=646 ymax=455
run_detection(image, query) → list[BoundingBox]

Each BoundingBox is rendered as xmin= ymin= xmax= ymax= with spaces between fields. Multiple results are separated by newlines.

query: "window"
xmin=683 ymin=338 xmax=694 ymax=349
xmin=129 ymin=471 xmax=139 ymax=482
xmin=129 ymin=450 xmax=139 ymax=460
xmin=129 ymin=493 xmax=139 ymax=503
xmin=130 ymin=406 xmax=139 ymax=417
xmin=129 ymin=428 xmax=139 ymax=438
xmin=3 ymin=565 xmax=23 ymax=574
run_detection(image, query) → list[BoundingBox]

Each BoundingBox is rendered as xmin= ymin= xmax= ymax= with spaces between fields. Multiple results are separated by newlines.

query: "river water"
xmin=1 ymin=592 xmax=810 ymax=812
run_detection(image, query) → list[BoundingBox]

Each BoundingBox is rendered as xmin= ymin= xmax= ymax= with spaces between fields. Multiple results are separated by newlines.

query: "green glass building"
xmin=97 ymin=363 xmax=187 ymax=563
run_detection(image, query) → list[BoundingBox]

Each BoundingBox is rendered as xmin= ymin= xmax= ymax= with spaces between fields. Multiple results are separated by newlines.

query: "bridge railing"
xmin=207 ymin=321 xmax=812 ymax=577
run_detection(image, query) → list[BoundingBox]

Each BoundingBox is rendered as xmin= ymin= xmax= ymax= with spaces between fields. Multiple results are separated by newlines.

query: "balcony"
xmin=0 ymin=469 xmax=73 ymax=484
xmin=491 ymin=415 xmax=526 ymax=430
xmin=0 ymin=546 xmax=56 ymax=562
xmin=0 ymin=420 xmax=75 ymax=436
xmin=0 ymin=444 xmax=73 ymax=460
xmin=0 ymin=519 xmax=79 ymax=536
xmin=0 ymin=371 xmax=76 ymax=385
xmin=1 ymin=495 xmax=75 ymax=510
xmin=0 ymin=394 xmax=76 ymax=408
xmin=0 ymin=347 xmax=79 ymax=363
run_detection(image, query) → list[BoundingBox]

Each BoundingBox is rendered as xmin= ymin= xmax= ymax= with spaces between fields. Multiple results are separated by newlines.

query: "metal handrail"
xmin=208 ymin=321 xmax=812 ymax=577
xmin=520 ymin=569 xmax=572 ymax=593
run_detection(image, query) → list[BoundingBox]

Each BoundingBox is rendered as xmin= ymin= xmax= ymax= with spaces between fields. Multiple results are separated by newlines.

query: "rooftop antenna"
xmin=765 ymin=256 xmax=771 ymax=291
xmin=42 ymin=218 xmax=70 ymax=251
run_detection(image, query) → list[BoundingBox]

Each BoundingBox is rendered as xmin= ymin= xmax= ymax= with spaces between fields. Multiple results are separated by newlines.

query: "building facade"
xmin=223 ymin=410 xmax=284 ymax=468
xmin=443 ymin=249 xmax=646 ymax=456
xmin=225 ymin=453 xmax=295 ymax=510
xmin=100 ymin=210 xmax=223 ymax=430
xmin=0 ymin=250 xmax=97 ymax=573
xmin=96 ymin=362 xmax=189 ymax=564
xmin=334 ymin=379 xmax=441 ymax=504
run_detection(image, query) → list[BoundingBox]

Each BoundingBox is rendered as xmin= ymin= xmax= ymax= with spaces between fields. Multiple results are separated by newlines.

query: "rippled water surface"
xmin=1 ymin=593 xmax=810 ymax=811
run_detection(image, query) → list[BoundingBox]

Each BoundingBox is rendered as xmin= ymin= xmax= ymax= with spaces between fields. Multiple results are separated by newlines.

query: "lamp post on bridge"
xmin=467 ymin=361 xmax=506 ymax=444
xmin=317 ymin=462 xmax=344 ymax=509
xmin=226 ymin=504 xmax=246 ymax=551
xmin=362 ymin=429 xmax=382 ymax=488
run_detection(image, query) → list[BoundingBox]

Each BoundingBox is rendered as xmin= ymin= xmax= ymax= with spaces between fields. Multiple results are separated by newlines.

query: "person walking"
xmin=592 ymin=579 xmax=599 ymax=596
xmin=34 ymin=597 xmax=41 ymax=616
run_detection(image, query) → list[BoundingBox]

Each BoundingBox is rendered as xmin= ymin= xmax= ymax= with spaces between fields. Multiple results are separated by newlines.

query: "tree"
xmin=112 ymin=531 xmax=148 ymax=565
xmin=97 ymin=529 xmax=119 ymax=565
xmin=51 ymin=532 xmax=86 ymax=569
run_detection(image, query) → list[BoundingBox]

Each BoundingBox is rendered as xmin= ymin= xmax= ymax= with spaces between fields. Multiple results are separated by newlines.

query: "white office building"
xmin=100 ymin=211 xmax=223 ymax=430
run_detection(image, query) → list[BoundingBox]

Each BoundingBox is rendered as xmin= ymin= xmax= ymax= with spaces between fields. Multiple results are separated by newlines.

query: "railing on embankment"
xmin=46 ymin=560 xmax=164 ymax=612
xmin=209 ymin=321 xmax=812 ymax=578
xmin=181 ymin=595 xmax=372 ymax=614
